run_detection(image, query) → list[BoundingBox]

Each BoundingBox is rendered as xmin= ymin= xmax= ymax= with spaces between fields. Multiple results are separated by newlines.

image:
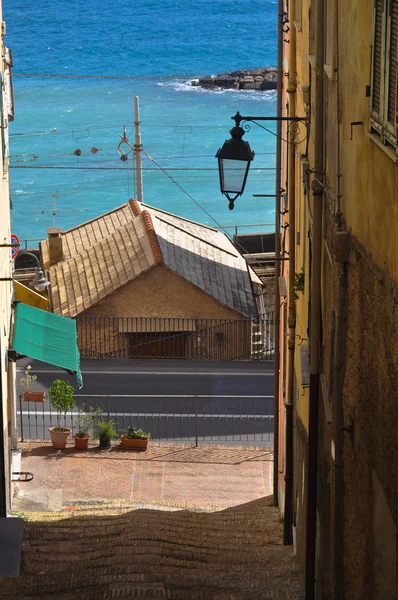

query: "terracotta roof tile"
xmin=45 ymin=200 xmax=259 ymax=318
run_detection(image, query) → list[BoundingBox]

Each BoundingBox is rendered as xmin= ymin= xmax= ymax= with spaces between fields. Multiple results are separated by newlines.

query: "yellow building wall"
xmin=14 ymin=281 xmax=49 ymax=311
xmin=338 ymin=5 xmax=398 ymax=280
xmin=291 ymin=0 xmax=312 ymax=433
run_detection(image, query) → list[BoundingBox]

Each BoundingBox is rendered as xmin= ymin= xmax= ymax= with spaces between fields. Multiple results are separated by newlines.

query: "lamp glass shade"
xmin=29 ymin=268 xmax=51 ymax=292
xmin=216 ymin=130 xmax=254 ymax=200
xmin=218 ymin=157 xmax=251 ymax=195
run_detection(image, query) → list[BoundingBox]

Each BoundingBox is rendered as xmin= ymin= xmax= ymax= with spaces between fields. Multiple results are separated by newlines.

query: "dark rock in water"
xmin=194 ymin=67 xmax=277 ymax=91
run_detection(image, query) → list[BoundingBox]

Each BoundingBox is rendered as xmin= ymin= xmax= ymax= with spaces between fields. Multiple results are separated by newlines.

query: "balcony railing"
xmin=75 ymin=313 xmax=275 ymax=361
xmin=18 ymin=393 xmax=274 ymax=446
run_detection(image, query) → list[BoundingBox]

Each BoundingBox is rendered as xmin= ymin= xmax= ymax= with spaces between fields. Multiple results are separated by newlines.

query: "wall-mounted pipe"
xmin=273 ymin=0 xmax=285 ymax=507
xmin=283 ymin=0 xmax=297 ymax=547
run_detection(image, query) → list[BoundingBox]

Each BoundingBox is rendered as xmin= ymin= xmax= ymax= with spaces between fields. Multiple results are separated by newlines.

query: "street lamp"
xmin=216 ymin=116 xmax=255 ymax=210
xmin=29 ymin=267 xmax=51 ymax=292
xmin=216 ymin=111 xmax=307 ymax=209
xmin=16 ymin=251 xmax=51 ymax=292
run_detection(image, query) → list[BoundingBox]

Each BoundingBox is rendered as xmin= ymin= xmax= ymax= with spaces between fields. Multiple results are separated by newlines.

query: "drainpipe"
xmin=273 ymin=0 xmax=284 ymax=507
xmin=283 ymin=0 xmax=297 ymax=546
xmin=305 ymin=0 xmax=324 ymax=595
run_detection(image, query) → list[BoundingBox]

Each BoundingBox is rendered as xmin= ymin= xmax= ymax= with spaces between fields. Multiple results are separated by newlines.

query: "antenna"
xmin=33 ymin=193 xmax=88 ymax=227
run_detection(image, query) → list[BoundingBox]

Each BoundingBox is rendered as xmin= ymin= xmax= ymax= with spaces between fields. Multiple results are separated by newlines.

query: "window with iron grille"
xmin=370 ymin=0 xmax=398 ymax=149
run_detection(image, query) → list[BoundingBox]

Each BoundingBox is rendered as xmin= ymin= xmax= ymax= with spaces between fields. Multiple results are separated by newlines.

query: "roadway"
xmin=16 ymin=359 xmax=274 ymax=445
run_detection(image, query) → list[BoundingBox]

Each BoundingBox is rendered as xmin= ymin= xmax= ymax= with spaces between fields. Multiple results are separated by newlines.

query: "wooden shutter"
xmin=386 ymin=0 xmax=398 ymax=140
xmin=371 ymin=0 xmax=386 ymax=128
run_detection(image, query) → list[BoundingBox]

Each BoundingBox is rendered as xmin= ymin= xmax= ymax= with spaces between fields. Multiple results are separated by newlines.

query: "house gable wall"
xmin=81 ymin=263 xmax=243 ymax=320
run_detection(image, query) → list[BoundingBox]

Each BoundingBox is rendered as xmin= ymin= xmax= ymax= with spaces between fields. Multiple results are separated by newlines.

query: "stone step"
xmin=2 ymin=500 xmax=304 ymax=599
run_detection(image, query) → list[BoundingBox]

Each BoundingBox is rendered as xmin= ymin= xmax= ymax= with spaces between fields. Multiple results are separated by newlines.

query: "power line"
xmin=10 ymin=165 xmax=276 ymax=171
xmin=10 ymin=125 xmax=278 ymax=137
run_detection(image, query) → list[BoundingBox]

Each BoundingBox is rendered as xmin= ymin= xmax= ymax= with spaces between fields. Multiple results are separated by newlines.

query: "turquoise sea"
xmin=4 ymin=0 xmax=278 ymax=243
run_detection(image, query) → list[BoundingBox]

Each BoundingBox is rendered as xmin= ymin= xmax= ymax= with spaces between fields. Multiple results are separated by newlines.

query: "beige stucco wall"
xmin=76 ymin=264 xmax=253 ymax=359
xmin=0 ymin=4 xmax=14 ymax=512
xmin=81 ymin=264 xmax=244 ymax=320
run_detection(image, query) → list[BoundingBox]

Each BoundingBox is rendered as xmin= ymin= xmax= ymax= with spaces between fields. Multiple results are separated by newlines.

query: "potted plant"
xmin=120 ymin=425 xmax=151 ymax=450
xmin=73 ymin=406 xmax=102 ymax=450
xmin=95 ymin=416 xmax=117 ymax=450
xmin=48 ymin=379 xmax=75 ymax=449
xmin=20 ymin=365 xmax=45 ymax=402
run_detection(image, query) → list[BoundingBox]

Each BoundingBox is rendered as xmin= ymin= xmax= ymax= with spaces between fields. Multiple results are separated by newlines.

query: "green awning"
xmin=11 ymin=303 xmax=83 ymax=388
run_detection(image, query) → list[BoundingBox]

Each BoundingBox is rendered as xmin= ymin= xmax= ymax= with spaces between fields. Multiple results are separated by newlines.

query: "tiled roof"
xmin=43 ymin=200 xmax=259 ymax=318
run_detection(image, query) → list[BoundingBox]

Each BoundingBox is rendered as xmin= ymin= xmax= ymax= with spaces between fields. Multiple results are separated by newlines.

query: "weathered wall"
xmin=282 ymin=0 xmax=398 ymax=595
xmin=341 ymin=239 xmax=398 ymax=600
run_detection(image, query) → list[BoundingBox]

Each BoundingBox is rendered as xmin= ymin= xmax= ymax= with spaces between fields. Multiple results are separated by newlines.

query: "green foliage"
xmin=20 ymin=365 xmax=37 ymax=392
xmin=75 ymin=406 xmax=102 ymax=438
xmin=95 ymin=417 xmax=117 ymax=441
xmin=48 ymin=379 xmax=75 ymax=429
xmin=125 ymin=425 xmax=151 ymax=440
xmin=293 ymin=266 xmax=305 ymax=300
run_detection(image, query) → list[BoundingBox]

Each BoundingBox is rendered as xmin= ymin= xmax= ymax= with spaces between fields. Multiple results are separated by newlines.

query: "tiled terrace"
xmin=14 ymin=441 xmax=273 ymax=512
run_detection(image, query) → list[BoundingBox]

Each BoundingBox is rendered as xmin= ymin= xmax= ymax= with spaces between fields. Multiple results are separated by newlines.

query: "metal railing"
xmin=18 ymin=394 xmax=274 ymax=446
xmin=75 ymin=313 xmax=275 ymax=361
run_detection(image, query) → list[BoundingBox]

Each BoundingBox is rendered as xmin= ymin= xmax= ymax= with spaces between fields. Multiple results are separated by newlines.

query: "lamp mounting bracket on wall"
xmin=216 ymin=112 xmax=307 ymax=209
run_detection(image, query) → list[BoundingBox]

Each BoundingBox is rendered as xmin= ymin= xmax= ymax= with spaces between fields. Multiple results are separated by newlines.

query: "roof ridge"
xmin=141 ymin=210 xmax=164 ymax=264
xmin=141 ymin=202 xmax=219 ymax=232
xmin=129 ymin=198 xmax=142 ymax=216
xmin=155 ymin=214 xmax=238 ymax=258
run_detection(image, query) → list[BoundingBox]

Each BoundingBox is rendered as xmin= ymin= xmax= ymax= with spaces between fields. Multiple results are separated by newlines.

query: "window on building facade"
xmin=324 ymin=0 xmax=336 ymax=79
xmin=309 ymin=4 xmax=315 ymax=58
xmin=370 ymin=0 xmax=398 ymax=149
xmin=294 ymin=0 xmax=302 ymax=31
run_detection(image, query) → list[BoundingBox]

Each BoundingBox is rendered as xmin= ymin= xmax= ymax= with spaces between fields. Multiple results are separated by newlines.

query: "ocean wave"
xmin=156 ymin=79 xmax=277 ymax=100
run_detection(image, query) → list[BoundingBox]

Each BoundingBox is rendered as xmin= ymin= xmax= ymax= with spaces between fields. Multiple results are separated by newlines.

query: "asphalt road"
xmin=17 ymin=359 xmax=274 ymax=445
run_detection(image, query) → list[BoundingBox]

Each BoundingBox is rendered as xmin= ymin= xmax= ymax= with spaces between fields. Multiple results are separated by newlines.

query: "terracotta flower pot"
xmin=24 ymin=391 xmax=45 ymax=402
xmin=73 ymin=434 xmax=90 ymax=450
xmin=120 ymin=435 xmax=149 ymax=450
xmin=49 ymin=427 xmax=71 ymax=449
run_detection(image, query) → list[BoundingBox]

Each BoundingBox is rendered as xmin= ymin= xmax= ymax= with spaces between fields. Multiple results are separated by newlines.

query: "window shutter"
xmin=386 ymin=1 xmax=398 ymax=133
xmin=371 ymin=0 xmax=386 ymax=126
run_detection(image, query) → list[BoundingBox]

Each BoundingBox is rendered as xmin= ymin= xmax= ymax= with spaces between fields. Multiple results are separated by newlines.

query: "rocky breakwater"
xmin=192 ymin=68 xmax=277 ymax=91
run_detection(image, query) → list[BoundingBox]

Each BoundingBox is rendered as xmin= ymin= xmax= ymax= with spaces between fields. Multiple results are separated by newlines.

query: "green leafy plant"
xmin=20 ymin=365 xmax=37 ymax=392
xmin=94 ymin=417 xmax=117 ymax=441
xmin=293 ymin=266 xmax=305 ymax=300
xmin=124 ymin=425 xmax=151 ymax=440
xmin=75 ymin=406 xmax=102 ymax=439
xmin=48 ymin=379 xmax=75 ymax=431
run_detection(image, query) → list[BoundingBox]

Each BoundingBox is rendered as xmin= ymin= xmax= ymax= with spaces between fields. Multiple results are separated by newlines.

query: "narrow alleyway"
xmin=2 ymin=443 xmax=304 ymax=599
xmin=1 ymin=499 xmax=303 ymax=599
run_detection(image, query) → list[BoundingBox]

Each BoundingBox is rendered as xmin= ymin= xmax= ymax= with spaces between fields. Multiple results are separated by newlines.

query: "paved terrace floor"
xmin=14 ymin=441 xmax=273 ymax=511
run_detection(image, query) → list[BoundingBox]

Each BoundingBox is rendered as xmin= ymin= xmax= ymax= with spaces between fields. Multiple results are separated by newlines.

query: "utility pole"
xmin=134 ymin=96 xmax=143 ymax=204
